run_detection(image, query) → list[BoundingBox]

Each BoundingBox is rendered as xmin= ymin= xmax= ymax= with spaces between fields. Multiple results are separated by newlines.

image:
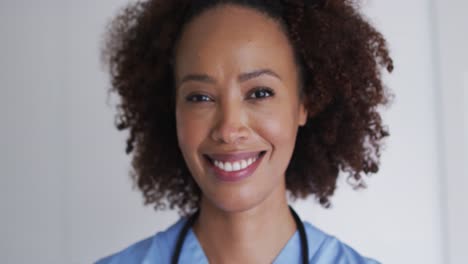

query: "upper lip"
xmin=204 ymin=151 xmax=265 ymax=162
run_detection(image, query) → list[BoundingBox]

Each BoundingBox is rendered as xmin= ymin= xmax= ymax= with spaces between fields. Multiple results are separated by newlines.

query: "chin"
xmin=202 ymin=186 xmax=270 ymax=214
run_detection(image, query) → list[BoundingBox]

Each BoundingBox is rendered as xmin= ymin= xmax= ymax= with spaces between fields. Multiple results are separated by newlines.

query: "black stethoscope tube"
xmin=171 ymin=205 xmax=309 ymax=264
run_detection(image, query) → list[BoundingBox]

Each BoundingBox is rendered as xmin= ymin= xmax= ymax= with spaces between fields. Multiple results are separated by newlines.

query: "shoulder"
xmin=94 ymin=217 xmax=188 ymax=264
xmin=304 ymin=222 xmax=381 ymax=264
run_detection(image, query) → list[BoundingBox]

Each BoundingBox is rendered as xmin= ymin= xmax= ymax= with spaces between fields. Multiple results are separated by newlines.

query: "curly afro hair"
xmin=101 ymin=0 xmax=393 ymax=215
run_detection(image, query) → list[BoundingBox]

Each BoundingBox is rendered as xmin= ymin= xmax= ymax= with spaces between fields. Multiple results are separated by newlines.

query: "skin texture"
xmin=174 ymin=5 xmax=307 ymax=263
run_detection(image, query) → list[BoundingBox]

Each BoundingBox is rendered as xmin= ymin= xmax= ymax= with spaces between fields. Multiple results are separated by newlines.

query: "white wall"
xmin=1 ymin=0 xmax=464 ymax=263
xmin=432 ymin=0 xmax=468 ymax=263
xmin=0 ymin=1 xmax=68 ymax=263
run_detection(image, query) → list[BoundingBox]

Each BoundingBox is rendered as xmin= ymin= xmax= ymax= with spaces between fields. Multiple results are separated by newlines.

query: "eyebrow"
xmin=179 ymin=68 xmax=281 ymax=85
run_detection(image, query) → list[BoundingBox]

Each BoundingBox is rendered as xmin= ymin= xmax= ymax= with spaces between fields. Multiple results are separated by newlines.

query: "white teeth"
xmin=240 ymin=160 xmax=247 ymax=169
xmin=233 ymin=161 xmax=241 ymax=171
xmin=212 ymin=156 xmax=258 ymax=172
xmin=214 ymin=160 xmax=224 ymax=170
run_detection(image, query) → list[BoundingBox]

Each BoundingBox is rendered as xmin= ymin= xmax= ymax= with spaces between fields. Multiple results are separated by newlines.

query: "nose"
xmin=210 ymin=99 xmax=249 ymax=144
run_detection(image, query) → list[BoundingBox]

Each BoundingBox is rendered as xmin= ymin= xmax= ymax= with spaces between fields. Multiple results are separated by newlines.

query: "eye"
xmin=185 ymin=94 xmax=213 ymax=103
xmin=248 ymin=87 xmax=275 ymax=99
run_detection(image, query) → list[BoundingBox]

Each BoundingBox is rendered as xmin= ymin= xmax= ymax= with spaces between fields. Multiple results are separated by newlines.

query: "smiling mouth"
xmin=203 ymin=151 xmax=266 ymax=181
xmin=204 ymin=151 xmax=266 ymax=172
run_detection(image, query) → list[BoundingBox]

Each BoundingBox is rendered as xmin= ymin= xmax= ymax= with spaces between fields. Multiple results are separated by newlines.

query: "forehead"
xmin=174 ymin=4 xmax=297 ymax=80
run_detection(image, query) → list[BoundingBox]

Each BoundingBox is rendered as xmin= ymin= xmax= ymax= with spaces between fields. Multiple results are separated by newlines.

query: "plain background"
xmin=0 ymin=0 xmax=466 ymax=263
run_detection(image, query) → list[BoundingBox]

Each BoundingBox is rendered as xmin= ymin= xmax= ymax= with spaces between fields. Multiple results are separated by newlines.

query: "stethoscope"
xmin=171 ymin=205 xmax=309 ymax=264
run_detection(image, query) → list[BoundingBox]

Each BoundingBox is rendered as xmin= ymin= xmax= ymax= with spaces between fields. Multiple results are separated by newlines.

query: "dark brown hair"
xmin=102 ymin=0 xmax=393 ymax=215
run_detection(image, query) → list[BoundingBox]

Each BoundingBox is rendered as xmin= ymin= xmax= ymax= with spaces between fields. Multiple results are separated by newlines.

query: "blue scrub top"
xmin=96 ymin=217 xmax=380 ymax=264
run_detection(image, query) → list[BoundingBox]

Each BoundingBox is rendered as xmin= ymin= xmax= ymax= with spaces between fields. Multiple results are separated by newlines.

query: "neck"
xmin=192 ymin=186 xmax=296 ymax=264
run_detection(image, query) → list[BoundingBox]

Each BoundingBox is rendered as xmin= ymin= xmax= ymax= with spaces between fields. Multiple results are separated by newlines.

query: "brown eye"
xmin=248 ymin=87 xmax=275 ymax=99
xmin=185 ymin=94 xmax=213 ymax=102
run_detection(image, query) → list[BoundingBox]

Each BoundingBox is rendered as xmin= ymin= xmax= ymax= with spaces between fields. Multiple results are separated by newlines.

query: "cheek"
xmin=251 ymin=105 xmax=299 ymax=158
xmin=176 ymin=108 xmax=209 ymax=158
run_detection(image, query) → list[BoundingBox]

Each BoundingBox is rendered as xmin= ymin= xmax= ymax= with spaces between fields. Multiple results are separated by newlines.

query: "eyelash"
xmin=185 ymin=87 xmax=275 ymax=103
xmin=247 ymin=87 xmax=275 ymax=100
xmin=185 ymin=94 xmax=212 ymax=102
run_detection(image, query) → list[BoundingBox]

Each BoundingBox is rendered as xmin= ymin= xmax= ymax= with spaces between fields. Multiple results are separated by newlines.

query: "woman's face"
xmin=175 ymin=5 xmax=307 ymax=212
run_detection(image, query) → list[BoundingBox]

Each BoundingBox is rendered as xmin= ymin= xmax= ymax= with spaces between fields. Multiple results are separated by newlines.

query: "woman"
xmin=97 ymin=0 xmax=393 ymax=263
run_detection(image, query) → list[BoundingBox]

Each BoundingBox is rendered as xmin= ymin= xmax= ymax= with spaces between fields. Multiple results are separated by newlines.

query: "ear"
xmin=298 ymin=100 xmax=308 ymax=126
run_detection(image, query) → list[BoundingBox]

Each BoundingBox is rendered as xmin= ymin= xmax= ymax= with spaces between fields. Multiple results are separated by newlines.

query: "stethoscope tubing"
xmin=171 ymin=205 xmax=309 ymax=264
